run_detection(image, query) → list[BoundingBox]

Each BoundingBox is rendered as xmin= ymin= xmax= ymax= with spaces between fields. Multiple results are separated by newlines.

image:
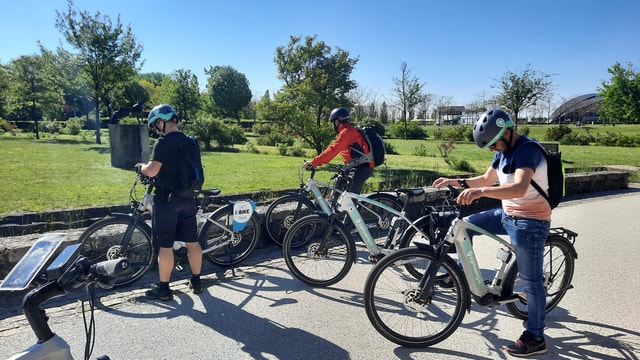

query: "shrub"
xmin=245 ymin=142 xmax=261 ymax=154
xmin=252 ymin=122 xmax=273 ymax=135
xmin=384 ymin=142 xmax=397 ymax=155
xmin=228 ymin=124 xmax=248 ymax=144
xmin=412 ymin=144 xmax=430 ymax=157
xmin=442 ymin=125 xmax=472 ymax=142
xmin=62 ymin=118 xmax=83 ymax=135
xmin=545 ymin=124 xmax=572 ymax=141
xmin=560 ymin=132 xmax=593 ymax=146
xmin=386 ymin=122 xmax=427 ymax=140
xmin=256 ymin=131 xmax=294 ymax=146
xmin=42 ymin=121 xmax=61 ymax=134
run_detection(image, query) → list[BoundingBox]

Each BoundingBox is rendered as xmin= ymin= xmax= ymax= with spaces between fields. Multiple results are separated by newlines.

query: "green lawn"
xmin=1 ymin=124 xmax=639 ymax=216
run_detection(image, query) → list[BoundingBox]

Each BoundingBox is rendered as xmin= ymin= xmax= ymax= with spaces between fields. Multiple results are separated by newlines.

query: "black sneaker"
xmin=189 ymin=278 xmax=202 ymax=295
xmin=145 ymin=286 xmax=173 ymax=301
xmin=505 ymin=331 xmax=547 ymax=357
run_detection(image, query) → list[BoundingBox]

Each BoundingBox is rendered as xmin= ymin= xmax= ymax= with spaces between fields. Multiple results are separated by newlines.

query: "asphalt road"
xmin=1 ymin=188 xmax=639 ymax=360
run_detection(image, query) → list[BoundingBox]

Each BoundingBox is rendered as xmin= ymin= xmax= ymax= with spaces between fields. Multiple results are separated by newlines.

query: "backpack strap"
xmin=346 ymin=129 xmax=372 ymax=167
xmin=524 ymin=141 xmax=552 ymax=205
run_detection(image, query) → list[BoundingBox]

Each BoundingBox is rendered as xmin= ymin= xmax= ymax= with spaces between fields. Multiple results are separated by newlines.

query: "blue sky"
xmin=2 ymin=0 xmax=639 ymax=110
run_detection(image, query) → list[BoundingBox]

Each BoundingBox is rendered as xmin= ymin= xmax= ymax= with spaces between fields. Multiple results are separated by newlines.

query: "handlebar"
xmin=23 ymin=257 xmax=130 ymax=342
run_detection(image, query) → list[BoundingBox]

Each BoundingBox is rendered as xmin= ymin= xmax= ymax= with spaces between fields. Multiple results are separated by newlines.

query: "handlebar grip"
xmin=91 ymin=258 xmax=131 ymax=277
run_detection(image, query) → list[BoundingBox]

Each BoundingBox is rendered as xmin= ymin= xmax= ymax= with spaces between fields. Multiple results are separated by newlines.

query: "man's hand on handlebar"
xmin=303 ymin=161 xmax=315 ymax=170
xmin=456 ymin=188 xmax=484 ymax=205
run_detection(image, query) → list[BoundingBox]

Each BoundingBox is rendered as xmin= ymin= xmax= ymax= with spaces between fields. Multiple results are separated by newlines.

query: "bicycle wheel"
xmin=396 ymin=216 xmax=440 ymax=279
xmin=198 ymin=204 xmax=261 ymax=267
xmin=503 ymin=235 xmax=576 ymax=320
xmin=364 ymin=246 xmax=469 ymax=347
xmin=264 ymin=194 xmax=317 ymax=247
xmin=77 ymin=216 xmax=154 ymax=287
xmin=359 ymin=192 xmax=403 ymax=245
xmin=283 ymin=214 xmax=356 ymax=287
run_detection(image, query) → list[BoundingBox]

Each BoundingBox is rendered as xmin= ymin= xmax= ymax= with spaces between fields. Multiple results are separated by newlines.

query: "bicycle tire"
xmin=198 ymin=204 xmax=261 ymax=267
xmin=77 ymin=216 xmax=154 ymax=287
xmin=396 ymin=215 xmax=439 ymax=278
xmin=364 ymin=246 xmax=469 ymax=347
xmin=264 ymin=194 xmax=317 ymax=247
xmin=282 ymin=214 xmax=356 ymax=287
xmin=359 ymin=192 xmax=403 ymax=244
xmin=502 ymin=235 xmax=576 ymax=320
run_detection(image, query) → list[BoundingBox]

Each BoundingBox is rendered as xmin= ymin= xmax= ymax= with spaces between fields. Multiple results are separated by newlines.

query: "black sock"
xmin=191 ymin=274 xmax=201 ymax=282
xmin=159 ymin=281 xmax=170 ymax=291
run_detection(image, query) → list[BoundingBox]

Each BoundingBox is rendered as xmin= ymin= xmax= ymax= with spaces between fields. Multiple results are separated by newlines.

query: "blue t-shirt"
xmin=491 ymin=135 xmax=551 ymax=220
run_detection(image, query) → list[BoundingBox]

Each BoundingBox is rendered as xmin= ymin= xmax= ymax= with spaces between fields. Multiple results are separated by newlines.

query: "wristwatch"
xmin=457 ymin=178 xmax=469 ymax=189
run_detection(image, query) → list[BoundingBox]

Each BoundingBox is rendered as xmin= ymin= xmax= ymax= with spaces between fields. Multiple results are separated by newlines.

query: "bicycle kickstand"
xmin=227 ymin=244 xmax=236 ymax=277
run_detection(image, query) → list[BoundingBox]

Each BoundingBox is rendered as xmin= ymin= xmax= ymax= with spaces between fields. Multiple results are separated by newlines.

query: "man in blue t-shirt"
xmin=433 ymin=109 xmax=551 ymax=357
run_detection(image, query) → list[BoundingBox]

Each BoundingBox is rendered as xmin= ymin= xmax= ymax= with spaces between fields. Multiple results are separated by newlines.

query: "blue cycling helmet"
xmin=473 ymin=109 xmax=514 ymax=148
xmin=147 ymin=104 xmax=177 ymax=127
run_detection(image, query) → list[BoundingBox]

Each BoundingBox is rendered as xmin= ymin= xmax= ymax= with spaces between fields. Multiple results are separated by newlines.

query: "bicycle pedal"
xmin=175 ymin=264 xmax=184 ymax=272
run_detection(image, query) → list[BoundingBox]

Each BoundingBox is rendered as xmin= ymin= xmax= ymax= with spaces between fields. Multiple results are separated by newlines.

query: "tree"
xmin=169 ymin=69 xmax=201 ymax=122
xmin=0 ymin=63 xmax=9 ymax=119
xmin=6 ymin=55 xmax=57 ymax=138
xmin=392 ymin=61 xmax=425 ymax=139
xmin=492 ymin=64 xmax=553 ymax=127
xmin=379 ymin=101 xmax=389 ymax=124
xmin=40 ymin=46 xmax=94 ymax=123
xmin=270 ymin=35 xmax=358 ymax=154
xmin=598 ymin=61 xmax=640 ymax=123
xmin=55 ymin=0 xmax=143 ymax=144
xmin=205 ymin=65 xmax=251 ymax=124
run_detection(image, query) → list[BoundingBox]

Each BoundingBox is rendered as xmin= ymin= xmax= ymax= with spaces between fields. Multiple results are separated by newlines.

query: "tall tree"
xmin=492 ymin=64 xmax=553 ymax=127
xmin=40 ymin=46 xmax=93 ymax=122
xmin=598 ymin=61 xmax=640 ymax=124
xmin=205 ymin=65 xmax=251 ymax=124
xmin=0 ymin=63 xmax=9 ymax=119
xmin=55 ymin=0 xmax=143 ymax=144
xmin=379 ymin=101 xmax=389 ymax=124
xmin=170 ymin=69 xmax=201 ymax=122
xmin=392 ymin=61 xmax=425 ymax=139
xmin=6 ymin=55 xmax=57 ymax=138
xmin=271 ymin=35 xmax=358 ymax=154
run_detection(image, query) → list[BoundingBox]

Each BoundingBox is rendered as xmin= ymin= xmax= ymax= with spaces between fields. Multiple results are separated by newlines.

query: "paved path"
xmin=1 ymin=188 xmax=640 ymax=359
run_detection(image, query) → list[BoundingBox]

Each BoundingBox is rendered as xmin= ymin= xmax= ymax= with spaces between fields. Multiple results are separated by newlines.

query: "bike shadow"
xmin=92 ymin=266 xmax=349 ymax=359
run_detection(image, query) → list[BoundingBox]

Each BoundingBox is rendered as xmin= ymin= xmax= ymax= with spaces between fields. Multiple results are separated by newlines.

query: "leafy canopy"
xmin=262 ymin=35 xmax=358 ymax=155
xmin=598 ymin=61 xmax=640 ymax=123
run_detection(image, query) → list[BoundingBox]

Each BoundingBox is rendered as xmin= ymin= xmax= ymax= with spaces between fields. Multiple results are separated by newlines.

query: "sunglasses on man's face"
xmin=488 ymin=139 xmax=504 ymax=150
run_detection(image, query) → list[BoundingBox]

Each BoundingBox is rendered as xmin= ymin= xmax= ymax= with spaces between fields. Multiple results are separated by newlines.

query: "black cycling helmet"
xmin=473 ymin=109 xmax=514 ymax=148
xmin=329 ymin=107 xmax=350 ymax=132
xmin=329 ymin=107 xmax=350 ymax=123
xmin=147 ymin=104 xmax=177 ymax=127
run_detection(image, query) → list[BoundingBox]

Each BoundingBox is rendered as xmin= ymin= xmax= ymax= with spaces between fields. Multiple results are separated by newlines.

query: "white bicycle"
xmin=1 ymin=233 xmax=130 ymax=360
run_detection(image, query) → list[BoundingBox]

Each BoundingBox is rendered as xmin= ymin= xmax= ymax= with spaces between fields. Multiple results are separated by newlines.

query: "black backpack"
xmin=528 ymin=141 xmax=565 ymax=209
xmin=171 ymin=134 xmax=205 ymax=199
xmin=349 ymin=127 xmax=386 ymax=167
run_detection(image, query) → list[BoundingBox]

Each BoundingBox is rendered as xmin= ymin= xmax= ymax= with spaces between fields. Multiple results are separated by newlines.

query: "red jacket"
xmin=310 ymin=123 xmax=373 ymax=168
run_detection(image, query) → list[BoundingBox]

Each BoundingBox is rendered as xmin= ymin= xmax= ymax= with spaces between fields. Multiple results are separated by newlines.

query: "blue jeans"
xmin=465 ymin=208 xmax=550 ymax=340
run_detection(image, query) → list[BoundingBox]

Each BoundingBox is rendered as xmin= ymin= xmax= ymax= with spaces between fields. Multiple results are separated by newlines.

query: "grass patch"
xmin=1 ymin=124 xmax=639 ymax=215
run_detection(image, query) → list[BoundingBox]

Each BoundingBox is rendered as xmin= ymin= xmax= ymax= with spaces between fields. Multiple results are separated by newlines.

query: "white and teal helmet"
xmin=147 ymin=104 xmax=177 ymax=127
xmin=473 ymin=109 xmax=514 ymax=148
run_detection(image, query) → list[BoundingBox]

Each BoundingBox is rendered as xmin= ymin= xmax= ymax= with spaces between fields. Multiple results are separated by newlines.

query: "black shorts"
xmin=152 ymin=194 xmax=198 ymax=248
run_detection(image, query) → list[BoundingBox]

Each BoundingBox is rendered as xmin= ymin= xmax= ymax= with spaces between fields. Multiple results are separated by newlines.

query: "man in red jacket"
xmin=304 ymin=107 xmax=374 ymax=195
